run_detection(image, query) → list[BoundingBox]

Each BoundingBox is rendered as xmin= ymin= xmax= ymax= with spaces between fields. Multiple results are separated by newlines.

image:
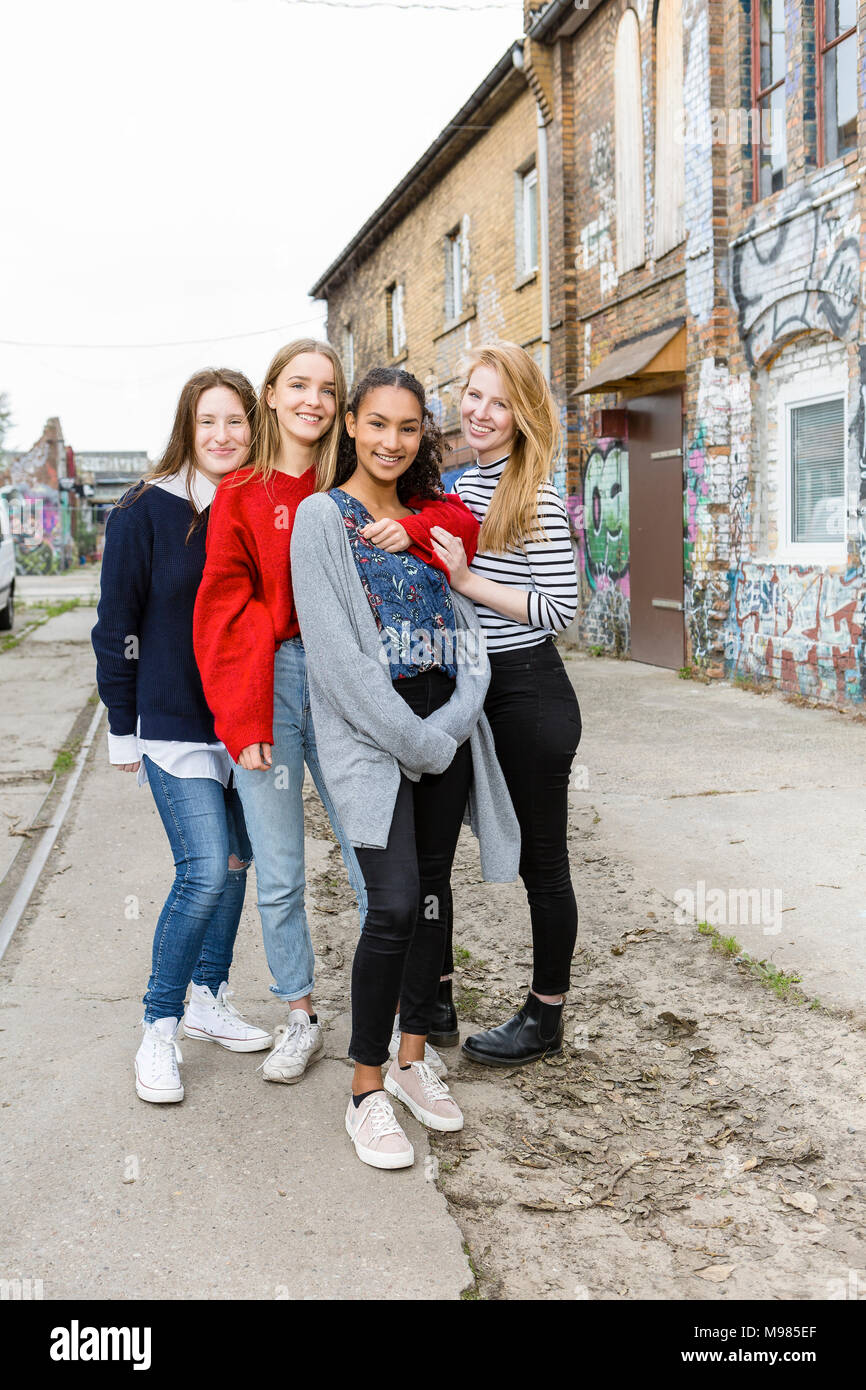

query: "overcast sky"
xmin=1 ymin=0 xmax=522 ymax=460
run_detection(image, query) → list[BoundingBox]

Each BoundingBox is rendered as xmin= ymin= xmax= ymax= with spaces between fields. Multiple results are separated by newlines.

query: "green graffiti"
xmin=582 ymin=442 xmax=629 ymax=587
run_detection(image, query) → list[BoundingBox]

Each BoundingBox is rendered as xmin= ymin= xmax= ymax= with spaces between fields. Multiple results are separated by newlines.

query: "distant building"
xmin=75 ymin=451 xmax=149 ymax=514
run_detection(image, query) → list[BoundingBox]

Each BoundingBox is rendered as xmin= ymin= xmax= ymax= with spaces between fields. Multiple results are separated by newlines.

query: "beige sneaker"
xmin=384 ymin=1059 xmax=464 ymax=1133
xmin=345 ymin=1091 xmax=414 ymax=1170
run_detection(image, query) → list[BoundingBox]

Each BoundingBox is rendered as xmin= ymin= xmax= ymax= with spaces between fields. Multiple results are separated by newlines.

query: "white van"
xmin=0 ymin=495 xmax=16 ymax=630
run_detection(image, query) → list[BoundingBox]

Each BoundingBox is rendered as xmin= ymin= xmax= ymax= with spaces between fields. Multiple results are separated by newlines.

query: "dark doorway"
xmin=627 ymin=389 xmax=685 ymax=669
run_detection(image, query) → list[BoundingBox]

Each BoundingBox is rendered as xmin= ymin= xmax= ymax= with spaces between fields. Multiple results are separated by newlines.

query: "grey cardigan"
xmin=290 ymin=490 xmax=520 ymax=882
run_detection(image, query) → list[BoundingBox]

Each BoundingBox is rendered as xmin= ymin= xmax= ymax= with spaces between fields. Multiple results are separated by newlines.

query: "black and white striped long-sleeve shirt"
xmin=454 ymin=455 xmax=579 ymax=652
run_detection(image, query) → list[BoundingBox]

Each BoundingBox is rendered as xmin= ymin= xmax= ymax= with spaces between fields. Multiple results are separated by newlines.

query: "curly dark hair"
xmin=334 ymin=366 xmax=449 ymax=502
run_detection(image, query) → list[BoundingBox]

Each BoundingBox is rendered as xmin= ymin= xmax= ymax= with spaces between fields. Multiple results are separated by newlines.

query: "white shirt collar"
xmin=153 ymin=467 xmax=217 ymax=512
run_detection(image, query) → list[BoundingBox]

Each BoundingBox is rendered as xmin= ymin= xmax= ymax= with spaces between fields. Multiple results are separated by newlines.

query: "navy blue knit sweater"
xmin=92 ymin=483 xmax=217 ymax=742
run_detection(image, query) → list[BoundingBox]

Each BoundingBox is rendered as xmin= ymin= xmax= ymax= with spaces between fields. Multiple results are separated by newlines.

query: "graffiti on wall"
xmin=726 ymin=564 xmax=865 ymax=704
xmin=581 ymin=440 xmax=629 ymax=589
xmin=731 ymin=183 xmax=860 ymax=367
xmin=569 ymin=436 xmax=630 ymax=653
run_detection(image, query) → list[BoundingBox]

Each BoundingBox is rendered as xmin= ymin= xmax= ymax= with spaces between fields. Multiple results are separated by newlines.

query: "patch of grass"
xmin=696 ymin=922 xmax=812 ymax=1005
xmin=459 ymin=1242 xmax=481 ymax=1301
xmin=33 ymin=597 xmax=80 ymax=618
xmin=52 ymin=737 xmax=82 ymax=774
xmin=588 ymin=644 xmax=605 ymax=658
xmin=454 ymin=984 xmax=483 ymax=1020
xmin=454 ymin=946 xmax=472 ymax=966
xmin=677 ymin=665 xmax=693 ymax=680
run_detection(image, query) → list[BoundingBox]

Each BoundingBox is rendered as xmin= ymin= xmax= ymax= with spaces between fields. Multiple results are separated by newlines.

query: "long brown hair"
xmin=243 ymin=338 xmax=346 ymax=489
xmin=116 ymin=368 xmax=257 ymax=540
xmin=462 ymin=343 xmax=560 ymax=553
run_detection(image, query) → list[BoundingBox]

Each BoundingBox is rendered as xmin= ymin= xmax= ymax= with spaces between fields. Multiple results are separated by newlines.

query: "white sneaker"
xmin=259 ymin=1008 xmax=323 ymax=1083
xmin=389 ymin=1014 xmax=447 ymax=1078
xmin=135 ymin=1017 xmax=184 ymax=1103
xmin=184 ymin=981 xmax=272 ymax=1052
xmin=345 ymin=1091 xmax=414 ymax=1170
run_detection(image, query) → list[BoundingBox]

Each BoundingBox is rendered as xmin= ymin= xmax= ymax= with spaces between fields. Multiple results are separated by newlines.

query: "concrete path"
xmin=0 ymin=729 xmax=472 ymax=1301
xmin=565 ymin=652 xmax=866 ymax=1014
xmin=0 ymin=604 xmax=99 ymax=886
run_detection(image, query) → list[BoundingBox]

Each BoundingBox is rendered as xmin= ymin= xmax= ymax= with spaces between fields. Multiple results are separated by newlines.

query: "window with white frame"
xmin=520 ymin=167 xmax=538 ymax=276
xmin=445 ymin=228 xmax=464 ymax=320
xmin=780 ymin=382 xmax=847 ymax=561
xmin=387 ymin=282 xmax=406 ymax=357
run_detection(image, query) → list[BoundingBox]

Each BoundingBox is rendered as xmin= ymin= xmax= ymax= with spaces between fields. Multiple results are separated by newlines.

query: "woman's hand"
xmin=237 ymin=742 xmax=273 ymax=770
xmin=115 ymin=762 xmax=141 ymax=773
xmin=359 ymin=518 xmax=410 ymax=552
xmin=430 ymin=526 xmax=472 ymax=591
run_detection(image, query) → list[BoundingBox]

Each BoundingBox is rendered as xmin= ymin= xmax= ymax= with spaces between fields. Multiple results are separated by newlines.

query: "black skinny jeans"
xmin=349 ymin=669 xmax=473 ymax=1067
xmin=442 ymin=637 xmax=581 ymax=996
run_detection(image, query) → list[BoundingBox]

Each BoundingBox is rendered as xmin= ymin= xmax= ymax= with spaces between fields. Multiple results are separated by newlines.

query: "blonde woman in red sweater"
xmin=193 ymin=338 xmax=478 ymax=1085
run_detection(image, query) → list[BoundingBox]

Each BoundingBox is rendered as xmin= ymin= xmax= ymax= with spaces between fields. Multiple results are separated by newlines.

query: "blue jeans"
xmin=232 ymin=638 xmax=367 ymax=1002
xmin=142 ymin=756 xmax=253 ymax=1024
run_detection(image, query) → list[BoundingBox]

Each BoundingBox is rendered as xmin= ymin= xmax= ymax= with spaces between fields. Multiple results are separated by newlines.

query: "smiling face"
xmin=266 ymin=351 xmax=338 ymax=449
xmin=461 ymin=363 xmax=517 ymax=464
xmin=346 ymin=385 xmax=423 ymax=487
xmin=193 ymin=386 xmax=252 ymax=482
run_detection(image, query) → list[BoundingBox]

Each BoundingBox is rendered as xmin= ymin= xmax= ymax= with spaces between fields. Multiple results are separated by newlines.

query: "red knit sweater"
xmin=194 ymin=465 xmax=480 ymax=761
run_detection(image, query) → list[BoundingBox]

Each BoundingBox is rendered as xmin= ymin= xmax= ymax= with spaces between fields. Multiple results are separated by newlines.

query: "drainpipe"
xmin=536 ymin=105 xmax=552 ymax=382
xmin=512 ymin=41 xmax=552 ymax=382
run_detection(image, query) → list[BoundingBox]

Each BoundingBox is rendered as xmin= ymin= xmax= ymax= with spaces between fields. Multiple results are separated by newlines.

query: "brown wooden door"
xmin=627 ymin=390 xmax=685 ymax=669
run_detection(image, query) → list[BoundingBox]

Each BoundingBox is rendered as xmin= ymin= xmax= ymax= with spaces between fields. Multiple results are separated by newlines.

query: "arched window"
xmin=615 ymin=8 xmax=646 ymax=273
xmin=654 ymin=0 xmax=685 ymax=257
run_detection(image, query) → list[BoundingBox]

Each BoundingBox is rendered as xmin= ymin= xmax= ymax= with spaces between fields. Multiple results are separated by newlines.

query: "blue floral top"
xmin=330 ymin=488 xmax=458 ymax=681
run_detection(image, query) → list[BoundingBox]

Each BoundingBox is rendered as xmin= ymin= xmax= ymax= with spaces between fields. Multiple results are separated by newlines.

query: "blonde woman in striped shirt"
xmin=430 ymin=342 xmax=581 ymax=1066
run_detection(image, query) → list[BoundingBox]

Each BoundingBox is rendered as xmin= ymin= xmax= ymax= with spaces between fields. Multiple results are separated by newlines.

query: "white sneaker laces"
xmin=146 ymin=1028 xmax=182 ymax=1077
xmin=213 ymin=988 xmax=245 ymax=1024
xmin=367 ymin=1095 xmax=404 ymax=1140
xmin=256 ymin=1015 xmax=309 ymax=1072
xmin=413 ymin=1061 xmax=449 ymax=1101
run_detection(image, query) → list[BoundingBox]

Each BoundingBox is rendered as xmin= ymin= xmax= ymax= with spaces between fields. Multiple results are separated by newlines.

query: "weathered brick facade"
xmin=310 ymin=55 xmax=542 ymax=464
xmin=312 ymin=0 xmax=866 ymax=705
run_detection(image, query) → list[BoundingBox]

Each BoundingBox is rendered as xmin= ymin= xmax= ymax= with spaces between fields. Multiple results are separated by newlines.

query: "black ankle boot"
xmin=428 ymin=978 xmax=459 ymax=1048
xmin=461 ymin=992 xmax=563 ymax=1067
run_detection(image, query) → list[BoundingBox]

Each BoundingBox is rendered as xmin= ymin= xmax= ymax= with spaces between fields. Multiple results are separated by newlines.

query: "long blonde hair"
xmin=462 ymin=343 xmax=560 ymax=553
xmin=244 ymin=338 xmax=346 ymax=487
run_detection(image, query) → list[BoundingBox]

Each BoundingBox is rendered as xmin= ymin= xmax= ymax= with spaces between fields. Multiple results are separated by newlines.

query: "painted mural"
xmin=731 ymin=178 xmax=860 ymax=367
xmin=726 ymin=564 xmax=865 ymax=705
xmin=569 ymin=436 xmax=630 ymax=654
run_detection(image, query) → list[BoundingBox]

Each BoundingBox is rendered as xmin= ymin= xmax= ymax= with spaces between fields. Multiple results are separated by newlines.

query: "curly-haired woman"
xmin=291 ymin=367 xmax=518 ymax=1169
xmin=193 ymin=342 xmax=479 ymax=1088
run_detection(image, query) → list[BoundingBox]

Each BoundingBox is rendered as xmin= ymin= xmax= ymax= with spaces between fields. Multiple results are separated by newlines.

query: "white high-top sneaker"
xmin=388 ymin=1014 xmax=447 ymax=1078
xmin=135 ymin=1017 xmax=184 ymax=1103
xmin=259 ymin=1008 xmax=323 ymax=1083
xmin=184 ymin=981 xmax=272 ymax=1052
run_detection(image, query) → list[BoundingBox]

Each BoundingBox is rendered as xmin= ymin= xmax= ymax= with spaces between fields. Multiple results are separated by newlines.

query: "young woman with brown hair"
xmin=92 ymin=369 xmax=273 ymax=1105
xmin=429 ymin=342 xmax=581 ymax=1066
xmin=193 ymin=341 xmax=480 ymax=1088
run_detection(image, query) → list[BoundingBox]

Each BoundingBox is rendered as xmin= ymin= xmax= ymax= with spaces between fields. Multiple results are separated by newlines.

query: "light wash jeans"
xmin=232 ymin=637 xmax=367 ymax=1001
xmin=142 ymin=756 xmax=252 ymax=1024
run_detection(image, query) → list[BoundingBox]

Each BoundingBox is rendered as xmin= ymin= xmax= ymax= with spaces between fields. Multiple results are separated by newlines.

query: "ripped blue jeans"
xmin=142 ymin=755 xmax=252 ymax=1024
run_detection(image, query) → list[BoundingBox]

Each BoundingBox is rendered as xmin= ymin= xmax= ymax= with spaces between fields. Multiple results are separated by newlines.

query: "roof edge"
xmin=309 ymin=44 xmax=525 ymax=300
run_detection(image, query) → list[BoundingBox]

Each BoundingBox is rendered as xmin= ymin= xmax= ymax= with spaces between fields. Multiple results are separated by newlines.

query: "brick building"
xmin=309 ymin=46 xmax=548 ymax=478
xmin=312 ymin=1 xmax=866 ymax=705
